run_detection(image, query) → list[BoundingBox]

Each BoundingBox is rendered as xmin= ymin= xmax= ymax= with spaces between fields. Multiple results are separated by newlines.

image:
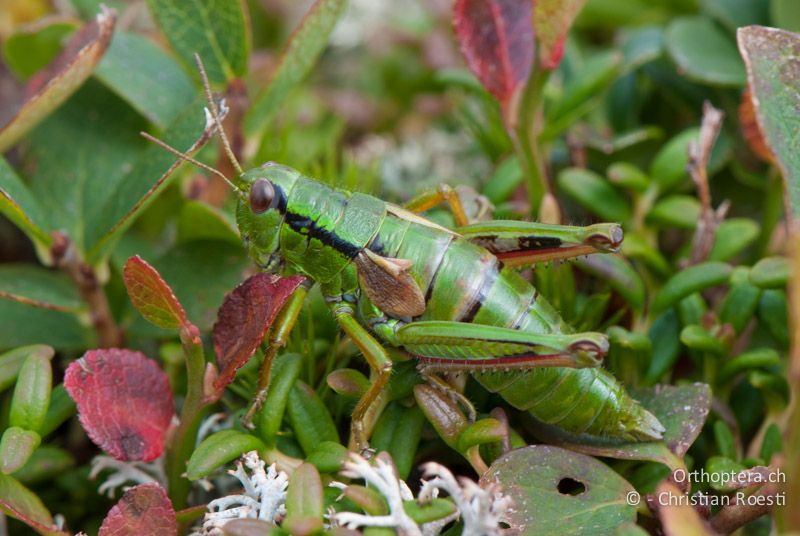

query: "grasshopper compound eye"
xmin=250 ymin=179 xmax=276 ymax=214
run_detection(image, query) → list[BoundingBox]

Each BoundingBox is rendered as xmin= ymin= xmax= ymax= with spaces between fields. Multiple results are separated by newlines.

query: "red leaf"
xmin=453 ymin=0 xmax=534 ymax=110
xmin=533 ymin=0 xmax=588 ymax=70
xmin=99 ymin=483 xmax=176 ymax=536
xmin=123 ymin=256 xmax=189 ymax=330
xmin=213 ymin=273 xmax=305 ymax=391
xmin=65 ymin=349 xmax=174 ymax=461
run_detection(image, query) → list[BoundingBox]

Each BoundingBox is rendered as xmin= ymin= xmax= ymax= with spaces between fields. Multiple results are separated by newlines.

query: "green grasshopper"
xmin=147 ymin=58 xmax=664 ymax=450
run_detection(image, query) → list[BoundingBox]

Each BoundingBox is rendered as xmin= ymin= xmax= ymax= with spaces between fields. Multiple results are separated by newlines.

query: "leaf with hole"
xmin=482 ymin=445 xmax=636 ymax=535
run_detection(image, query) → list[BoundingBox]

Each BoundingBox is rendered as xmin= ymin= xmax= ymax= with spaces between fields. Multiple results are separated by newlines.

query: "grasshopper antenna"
xmin=194 ymin=53 xmax=244 ymax=177
xmin=140 ymin=131 xmax=242 ymax=193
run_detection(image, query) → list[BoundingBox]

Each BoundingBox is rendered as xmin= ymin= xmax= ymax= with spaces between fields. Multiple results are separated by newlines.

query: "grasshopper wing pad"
xmin=355 ymin=249 xmax=426 ymax=318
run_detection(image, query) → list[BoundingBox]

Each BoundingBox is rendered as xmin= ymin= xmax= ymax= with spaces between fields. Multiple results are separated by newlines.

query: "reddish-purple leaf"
xmin=123 ymin=255 xmax=189 ymax=330
xmin=64 ymin=349 xmax=174 ymax=461
xmin=453 ymin=0 xmax=534 ymax=111
xmin=99 ymin=483 xmax=176 ymax=536
xmin=213 ymin=273 xmax=305 ymax=391
xmin=533 ymin=0 xmax=588 ymax=70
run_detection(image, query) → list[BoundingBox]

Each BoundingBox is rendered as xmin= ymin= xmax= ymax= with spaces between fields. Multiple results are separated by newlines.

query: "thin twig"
xmin=710 ymin=482 xmax=778 ymax=534
xmin=51 ymin=232 xmax=121 ymax=347
xmin=688 ymin=101 xmax=725 ymax=264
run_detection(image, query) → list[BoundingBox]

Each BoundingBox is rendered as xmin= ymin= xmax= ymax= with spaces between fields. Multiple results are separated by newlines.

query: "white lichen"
xmin=329 ymin=453 xmax=511 ymax=536
xmin=89 ymin=456 xmax=165 ymax=498
xmin=191 ymin=451 xmax=289 ymax=536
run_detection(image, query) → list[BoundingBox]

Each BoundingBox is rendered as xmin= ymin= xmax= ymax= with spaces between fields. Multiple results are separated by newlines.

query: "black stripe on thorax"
xmin=284 ymin=207 xmax=360 ymax=259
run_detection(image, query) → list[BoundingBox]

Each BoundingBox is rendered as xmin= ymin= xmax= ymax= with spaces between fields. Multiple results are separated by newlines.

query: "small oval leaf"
xmin=99 ymin=483 xmax=176 ymax=536
xmin=123 ymin=255 xmax=188 ymax=330
xmin=651 ymin=262 xmax=732 ymax=314
xmin=64 ymin=349 xmax=174 ymax=461
xmin=0 ymin=427 xmax=40 ymax=475
xmin=187 ymin=431 xmax=265 ymax=480
xmin=9 ymin=351 xmax=52 ymax=432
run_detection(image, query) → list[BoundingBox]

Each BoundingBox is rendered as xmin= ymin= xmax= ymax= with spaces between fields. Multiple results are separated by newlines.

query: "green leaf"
xmin=457 ymin=418 xmax=505 ymax=452
xmin=11 ymin=446 xmax=75 ymax=485
xmin=286 ymin=381 xmax=339 ymax=455
xmin=713 ymin=420 xmax=737 ymax=459
xmin=557 ymin=168 xmax=631 ymax=222
xmin=0 ymin=345 xmax=53 ymax=393
xmin=543 ymin=51 xmax=621 ymax=140
xmin=649 ymin=128 xmax=699 ymax=193
xmin=0 ymin=10 xmax=116 ymax=152
xmin=760 ymin=423 xmax=782 ymax=463
xmin=187 ymin=430 xmax=265 ymax=480
xmin=646 ymin=195 xmax=701 ymax=230
xmin=283 ymin=463 xmax=324 ymax=536
xmin=39 ymin=384 xmax=76 ymax=438
xmin=305 ymin=440 xmax=348 ymax=473
xmin=371 ymin=403 xmax=424 ymax=479
xmin=0 ymin=473 xmax=58 ymax=534
xmin=176 ymin=200 xmax=240 ymax=244
xmin=737 ymin=26 xmax=800 ymax=214
xmin=0 ymin=427 xmax=40 ymax=474
xmin=702 ymin=0 xmax=769 ymax=32
xmin=607 ymin=162 xmax=650 ymax=192
xmin=666 ymin=16 xmax=745 ymax=86
xmin=10 ymin=351 xmax=52 ymax=432
xmin=708 ymin=218 xmax=760 ymax=261
xmin=0 ymin=157 xmax=51 ymax=249
xmin=0 ymin=264 xmax=83 ymax=312
xmin=717 ymin=348 xmax=780 ymax=384
xmin=244 ymin=0 xmax=347 ymax=136
xmin=3 ymin=22 xmax=77 ymax=79
xmin=145 ymin=0 xmax=249 ymax=86
xmin=575 ymin=254 xmax=645 ymax=312
xmin=84 ymin=98 xmax=208 ymax=262
xmin=680 ymin=325 xmax=726 ymax=355
xmin=719 ymin=268 xmax=761 ymax=333
xmin=0 ymin=299 xmax=94 ymax=352
xmin=24 ymin=80 xmax=146 ymax=256
xmin=403 ymin=499 xmax=457 ymax=526
xmin=758 ymin=289 xmax=788 ymax=346
xmin=256 ymin=353 xmax=303 ymax=446
xmin=651 ymin=261 xmax=732 ymax=314
xmin=95 ymin=31 xmax=197 ymax=128
xmin=645 ymin=310 xmax=681 ymax=383
xmin=484 ymin=445 xmax=636 ymax=535
xmin=750 ymin=256 xmax=790 ymax=289
xmin=771 ymin=0 xmax=800 ymax=32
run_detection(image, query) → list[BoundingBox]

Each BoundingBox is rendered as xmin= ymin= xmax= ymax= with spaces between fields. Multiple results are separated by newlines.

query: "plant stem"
xmin=52 ymin=233 xmax=121 ymax=347
xmin=514 ymin=65 xmax=551 ymax=216
xmin=167 ymin=327 xmax=211 ymax=509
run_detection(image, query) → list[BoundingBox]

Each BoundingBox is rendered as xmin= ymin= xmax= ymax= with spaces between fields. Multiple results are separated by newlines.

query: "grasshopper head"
xmin=236 ymin=162 xmax=300 ymax=270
